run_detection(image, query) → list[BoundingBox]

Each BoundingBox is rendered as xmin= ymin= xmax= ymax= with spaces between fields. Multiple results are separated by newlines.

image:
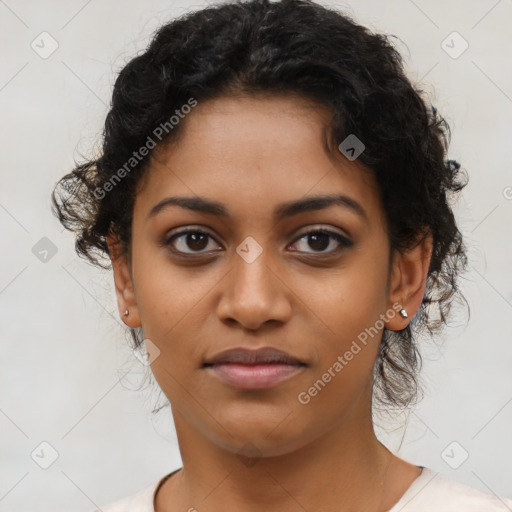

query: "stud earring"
xmin=123 ymin=309 xmax=129 ymax=316
xmin=399 ymin=308 xmax=408 ymax=318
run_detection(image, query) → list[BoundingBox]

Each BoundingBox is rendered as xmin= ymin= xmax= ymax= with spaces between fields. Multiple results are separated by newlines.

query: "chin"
xmin=202 ymin=409 xmax=325 ymax=459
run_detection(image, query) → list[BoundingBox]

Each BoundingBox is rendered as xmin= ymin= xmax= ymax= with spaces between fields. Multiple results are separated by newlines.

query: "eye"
xmin=163 ymin=228 xmax=221 ymax=255
xmin=289 ymin=228 xmax=353 ymax=255
xmin=163 ymin=226 xmax=353 ymax=257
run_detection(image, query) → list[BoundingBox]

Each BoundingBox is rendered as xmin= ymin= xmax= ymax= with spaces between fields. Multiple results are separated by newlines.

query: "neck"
xmin=157 ymin=398 xmax=406 ymax=512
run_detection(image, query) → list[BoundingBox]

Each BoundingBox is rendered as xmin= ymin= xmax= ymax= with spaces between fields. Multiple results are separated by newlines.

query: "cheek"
xmin=132 ymin=242 xmax=208 ymax=334
xmin=130 ymin=245 xmax=222 ymax=387
xmin=309 ymin=250 xmax=390 ymax=342
xmin=299 ymin=247 xmax=390 ymax=397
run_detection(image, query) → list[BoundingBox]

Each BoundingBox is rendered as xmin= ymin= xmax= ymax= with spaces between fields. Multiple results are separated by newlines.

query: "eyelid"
xmin=291 ymin=224 xmax=352 ymax=242
xmin=164 ymin=224 xmax=351 ymax=241
xmin=164 ymin=224 xmax=215 ymax=236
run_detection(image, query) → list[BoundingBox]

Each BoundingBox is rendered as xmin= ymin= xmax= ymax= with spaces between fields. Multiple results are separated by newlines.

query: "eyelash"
xmin=162 ymin=227 xmax=353 ymax=257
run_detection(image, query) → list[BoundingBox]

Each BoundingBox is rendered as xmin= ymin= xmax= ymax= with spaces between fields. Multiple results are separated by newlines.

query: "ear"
xmin=106 ymin=233 xmax=141 ymax=328
xmin=384 ymin=230 xmax=433 ymax=331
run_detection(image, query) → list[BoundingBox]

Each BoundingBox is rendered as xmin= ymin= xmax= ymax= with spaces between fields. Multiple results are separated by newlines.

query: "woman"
xmin=52 ymin=0 xmax=512 ymax=510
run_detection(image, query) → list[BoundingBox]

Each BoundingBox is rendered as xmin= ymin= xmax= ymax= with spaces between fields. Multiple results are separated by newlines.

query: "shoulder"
xmin=87 ymin=480 xmax=159 ymax=512
xmin=85 ymin=468 xmax=180 ymax=512
xmin=391 ymin=467 xmax=512 ymax=512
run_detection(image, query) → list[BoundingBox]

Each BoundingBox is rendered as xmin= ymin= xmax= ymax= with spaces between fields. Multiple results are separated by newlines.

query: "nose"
xmin=216 ymin=243 xmax=292 ymax=331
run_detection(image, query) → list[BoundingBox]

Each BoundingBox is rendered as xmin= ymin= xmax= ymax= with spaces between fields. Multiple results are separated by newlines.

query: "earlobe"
xmin=384 ymin=231 xmax=433 ymax=331
xmin=106 ymin=233 xmax=142 ymax=328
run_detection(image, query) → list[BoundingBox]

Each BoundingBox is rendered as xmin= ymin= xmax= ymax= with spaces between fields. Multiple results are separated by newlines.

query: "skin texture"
xmin=107 ymin=94 xmax=433 ymax=511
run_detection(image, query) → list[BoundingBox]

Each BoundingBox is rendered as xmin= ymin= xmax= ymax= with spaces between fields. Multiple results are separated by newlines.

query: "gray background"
xmin=1 ymin=0 xmax=511 ymax=510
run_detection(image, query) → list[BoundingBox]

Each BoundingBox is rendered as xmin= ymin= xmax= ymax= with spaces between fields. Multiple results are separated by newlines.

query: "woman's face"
xmin=110 ymin=94 xmax=414 ymax=457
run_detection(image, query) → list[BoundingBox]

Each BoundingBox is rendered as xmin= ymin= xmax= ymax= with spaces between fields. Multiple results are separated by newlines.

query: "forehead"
xmin=134 ymin=94 xmax=383 ymax=227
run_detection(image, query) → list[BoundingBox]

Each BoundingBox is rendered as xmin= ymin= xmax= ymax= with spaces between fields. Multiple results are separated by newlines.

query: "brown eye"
xmin=289 ymin=229 xmax=353 ymax=255
xmin=164 ymin=229 xmax=221 ymax=255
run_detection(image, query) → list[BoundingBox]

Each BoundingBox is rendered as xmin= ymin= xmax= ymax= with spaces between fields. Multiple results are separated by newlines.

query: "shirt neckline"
xmin=151 ymin=468 xmax=182 ymax=510
xmin=150 ymin=465 xmax=436 ymax=511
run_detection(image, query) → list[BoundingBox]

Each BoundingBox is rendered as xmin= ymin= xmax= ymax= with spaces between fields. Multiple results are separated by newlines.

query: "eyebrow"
xmin=147 ymin=194 xmax=368 ymax=224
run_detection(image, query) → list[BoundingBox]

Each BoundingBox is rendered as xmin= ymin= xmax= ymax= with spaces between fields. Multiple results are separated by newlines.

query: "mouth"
xmin=203 ymin=347 xmax=307 ymax=390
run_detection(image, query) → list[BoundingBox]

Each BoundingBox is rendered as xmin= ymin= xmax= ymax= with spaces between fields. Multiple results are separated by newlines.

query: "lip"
xmin=204 ymin=346 xmax=304 ymax=366
xmin=203 ymin=347 xmax=306 ymax=390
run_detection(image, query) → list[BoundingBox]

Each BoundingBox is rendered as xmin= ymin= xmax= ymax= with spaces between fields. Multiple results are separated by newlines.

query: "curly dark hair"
xmin=51 ymin=0 xmax=468 ymax=410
